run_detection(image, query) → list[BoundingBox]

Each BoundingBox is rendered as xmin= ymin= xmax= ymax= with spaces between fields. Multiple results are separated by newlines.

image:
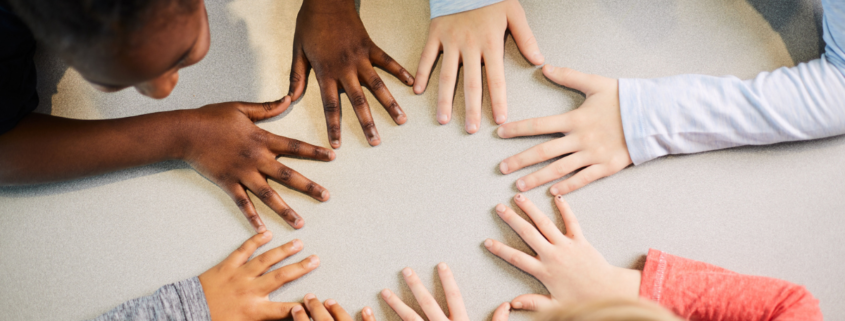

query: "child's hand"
xmin=416 ymin=0 xmax=543 ymax=133
xmin=288 ymin=0 xmax=415 ymax=148
xmin=292 ymin=294 xmax=377 ymax=321
xmin=484 ymin=194 xmax=641 ymax=310
xmin=199 ymin=232 xmax=320 ymax=321
xmin=497 ymin=66 xmax=632 ymax=195
xmin=180 ymin=97 xmax=335 ymax=232
xmin=381 ymin=263 xmax=512 ymax=321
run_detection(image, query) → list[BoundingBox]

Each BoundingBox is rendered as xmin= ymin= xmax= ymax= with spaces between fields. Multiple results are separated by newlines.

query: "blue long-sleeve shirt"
xmin=619 ymin=0 xmax=845 ymax=165
xmin=429 ymin=0 xmax=504 ymax=18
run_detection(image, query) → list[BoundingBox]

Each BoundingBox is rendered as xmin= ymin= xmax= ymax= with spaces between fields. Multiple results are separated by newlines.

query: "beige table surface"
xmin=2 ymin=0 xmax=844 ymax=319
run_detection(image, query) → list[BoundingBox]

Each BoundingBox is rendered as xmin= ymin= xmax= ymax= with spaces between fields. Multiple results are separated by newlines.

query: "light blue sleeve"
xmin=618 ymin=0 xmax=845 ymax=165
xmin=429 ymin=0 xmax=505 ymax=19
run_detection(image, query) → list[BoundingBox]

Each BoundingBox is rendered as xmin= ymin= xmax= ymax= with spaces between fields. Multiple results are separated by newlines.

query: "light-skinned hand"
xmin=198 ymin=232 xmax=320 ymax=321
xmin=484 ymin=194 xmax=641 ymax=310
xmin=181 ymin=97 xmax=335 ymax=231
xmin=416 ymin=0 xmax=543 ymax=133
xmin=498 ymin=65 xmax=632 ymax=195
xmin=381 ymin=263 xmax=512 ymax=321
xmin=292 ymin=294 xmax=376 ymax=321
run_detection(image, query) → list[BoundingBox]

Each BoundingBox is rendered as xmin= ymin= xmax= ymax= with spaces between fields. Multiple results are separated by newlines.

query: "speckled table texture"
xmin=1 ymin=0 xmax=844 ymax=320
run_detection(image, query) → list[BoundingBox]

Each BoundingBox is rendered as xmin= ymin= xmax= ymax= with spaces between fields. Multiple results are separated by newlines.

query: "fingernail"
xmin=363 ymin=307 xmax=372 ymax=315
xmin=484 ymin=239 xmax=493 ymax=248
xmin=515 ymin=193 xmax=524 ymax=201
xmin=292 ymin=305 xmax=303 ymax=313
xmin=260 ymin=230 xmax=270 ymax=238
xmin=516 ymin=179 xmax=526 ymax=191
xmin=499 ymin=162 xmax=509 ymax=174
xmin=495 ymin=204 xmax=506 ymax=214
xmin=544 ymin=64 xmax=555 ymax=72
xmin=321 ymin=190 xmax=330 ymax=200
xmin=308 ymin=255 xmax=320 ymax=268
xmin=532 ymin=52 xmax=544 ymax=64
xmin=466 ymin=123 xmax=478 ymax=133
xmin=256 ymin=225 xmax=267 ymax=233
xmin=556 ymin=195 xmax=564 ymax=200
xmin=497 ymin=126 xmax=506 ymax=138
xmin=381 ymin=289 xmax=391 ymax=299
xmin=402 ymin=267 xmax=412 ymax=276
xmin=326 ymin=299 xmax=337 ymax=306
xmin=438 ymin=262 xmax=447 ymax=271
xmin=331 ymin=140 xmax=340 ymax=148
xmin=291 ymin=239 xmax=302 ymax=250
xmin=496 ymin=115 xmax=506 ymax=124
xmin=438 ymin=113 xmax=449 ymax=124
xmin=305 ymin=293 xmax=316 ymax=300
xmin=513 ymin=301 xmax=523 ymax=309
xmin=550 ymin=187 xmax=559 ymax=195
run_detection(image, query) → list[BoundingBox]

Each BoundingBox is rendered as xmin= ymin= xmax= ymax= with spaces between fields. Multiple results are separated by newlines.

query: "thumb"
xmin=492 ymin=302 xmax=511 ymax=321
xmin=543 ymin=65 xmax=603 ymax=96
xmin=511 ymin=294 xmax=556 ymax=311
xmin=507 ymin=2 xmax=543 ymax=65
xmin=240 ymin=96 xmax=292 ymax=122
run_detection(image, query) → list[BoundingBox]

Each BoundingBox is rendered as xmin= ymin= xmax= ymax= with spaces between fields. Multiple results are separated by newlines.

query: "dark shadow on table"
xmin=747 ymin=0 xmax=825 ymax=64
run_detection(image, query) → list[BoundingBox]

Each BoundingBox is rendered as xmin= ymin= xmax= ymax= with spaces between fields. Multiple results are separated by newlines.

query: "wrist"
xmin=612 ymin=267 xmax=642 ymax=300
xmin=167 ymin=109 xmax=195 ymax=161
xmin=301 ymin=0 xmax=355 ymax=12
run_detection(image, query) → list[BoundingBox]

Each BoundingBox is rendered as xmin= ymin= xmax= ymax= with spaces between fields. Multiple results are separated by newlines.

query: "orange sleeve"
xmin=639 ymin=249 xmax=822 ymax=321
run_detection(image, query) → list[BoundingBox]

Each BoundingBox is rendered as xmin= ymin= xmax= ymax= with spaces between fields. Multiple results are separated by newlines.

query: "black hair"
xmin=8 ymin=0 xmax=198 ymax=53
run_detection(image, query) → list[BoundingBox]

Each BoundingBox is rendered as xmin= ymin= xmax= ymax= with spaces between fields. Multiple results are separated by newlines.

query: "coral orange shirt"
xmin=639 ymin=249 xmax=822 ymax=321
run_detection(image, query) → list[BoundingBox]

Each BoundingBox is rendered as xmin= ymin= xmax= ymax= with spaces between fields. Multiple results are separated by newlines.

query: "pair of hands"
xmin=381 ymin=195 xmax=641 ymax=321
xmin=199 ymin=231 xmax=375 ymax=321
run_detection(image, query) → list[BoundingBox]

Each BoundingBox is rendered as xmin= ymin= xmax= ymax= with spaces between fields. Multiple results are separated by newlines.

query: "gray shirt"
xmin=91 ymin=277 xmax=210 ymax=321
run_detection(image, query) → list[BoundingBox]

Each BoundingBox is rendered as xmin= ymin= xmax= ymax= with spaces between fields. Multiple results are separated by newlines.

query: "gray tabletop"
xmin=2 ymin=0 xmax=844 ymax=320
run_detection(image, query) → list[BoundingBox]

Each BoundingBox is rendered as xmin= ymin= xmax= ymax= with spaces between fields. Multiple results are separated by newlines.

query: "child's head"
xmin=536 ymin=300 xmax=682 ymax=321
xmin=9 ymin=0 xmax=211 ymax=99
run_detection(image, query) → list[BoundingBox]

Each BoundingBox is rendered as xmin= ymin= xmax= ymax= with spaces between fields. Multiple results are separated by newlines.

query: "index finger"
xmin=304 ymin=294 xmax=334 ymax=321
xmin=497 ymin=114 xmax=572 ymax=139
xmin=222 ymin=231 xmax=272 ymax=269
xmin=436 ymin=263 xmax=469 ymax=321
xmin=370 ymin=46 xmax=414 ymax=86
xmin=271 ymin=136 xmax=336 ymax=162
xmin=402 ymin=267 xmax=449 ymax=321
xmin=495 ymin=203 xmax=552 ymax=253
xmin=226 ymin=184 xmax=266 ymax=233
xmin=324 ymin=299 xmax=355 ymax=321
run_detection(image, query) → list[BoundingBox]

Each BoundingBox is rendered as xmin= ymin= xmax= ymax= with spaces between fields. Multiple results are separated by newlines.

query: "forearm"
xmin=0 ymin=111 xmax=189 ymax=185
xmin=639 ymin=249 xmax=822 ymax=321
xmin=91 ymin=277 xmax=210 ymax=321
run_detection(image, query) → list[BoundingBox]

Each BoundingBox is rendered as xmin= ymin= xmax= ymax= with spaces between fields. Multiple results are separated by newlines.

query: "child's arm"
xmin=484 ymin=194 xmax=823 ymax=320
xmin=621 ymin=0 xmax=845 ymax=164
xmin=641 ymin=250 xmax=822 ymax=321
xmin=91 ymin=232 xmax=319 ymax=321
xmin=497 ymin=0 xmax=845 ymax=196
xmin=0 ymin=98 xmax=335 ymax=231
xmin=417 ymin=0 xmax=543 ymax=133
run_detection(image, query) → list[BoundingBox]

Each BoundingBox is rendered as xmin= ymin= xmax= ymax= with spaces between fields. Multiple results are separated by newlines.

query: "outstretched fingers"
xmin=511 ymin=294 xmax=555 ymax=311
xmin=222 ymin=231 xmax=272 ymax=269
xmin=263 ymin=162 xmax=330 ymax=202
xmin=513 ymin=194 xmax=565 ymax=244
xmin=492 ymin=302 xmax=511 ymax=321
xmin=381 ymin=289 xmax=424 ymax=321
xmin=506 ymin=2 xmax=543 ymax=65
xmin=483 ymin=238 xmax=543 ymax=275
xmin=371 ymin=46 xmax=414 ymax=87
xmin=270 ymin=136 xmax=335 ymax=162
xmin=494 ymin=203 xmax=552 ymax=252
xmin=437 ymin=263 xmax=469 ymax=320
xmin=239 ymin=96 xmax=292 ymax=122
xmin=341 ymin=76 xmax=381 ymax=146
xmin=497 ymin=113 xmax=571 ymax=139
xmin=402 ymin=267 xmax=449 ymax=321
xmin=226 ymin=184 xmax=266 ymax=233
xmin=436 ymin=49 xmax=460 ymax=125
xmin=554 ymin=195 xmax=582 ymax=239
xmin=242 ymin=174 xmax=303 ymax=229
xmin=499 ymin=136 xmax=578 ymax=175
xmin=516 ymin=152 xmax=589 ymax=192
xmin=414 ymin=35 xmax=441 ymax=95
xmin=318 ymin=79 xmax=343 ymax=149
xmin=243 ymin=238 xmax=303 ymax=276
xmin=257 ymin=255 xmax=320 ymax=293
xmin=360 ymin=66 xmax=407 ymax=125
xmin=289 ymin=47 xmax=312 ymax=101
xmin=484 ymin=48 xmax=508 ymax=125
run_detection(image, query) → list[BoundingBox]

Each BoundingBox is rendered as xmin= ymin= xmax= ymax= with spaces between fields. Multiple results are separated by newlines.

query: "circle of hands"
xmin=191 ymin=0 xmax=638 ymax=320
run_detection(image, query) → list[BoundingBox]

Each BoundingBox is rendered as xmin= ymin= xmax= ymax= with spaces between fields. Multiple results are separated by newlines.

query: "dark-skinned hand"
xmin=288 ymin=0 xmax=415 ymax=149
xmin=181 ymin=96 xmax=335 ymax=231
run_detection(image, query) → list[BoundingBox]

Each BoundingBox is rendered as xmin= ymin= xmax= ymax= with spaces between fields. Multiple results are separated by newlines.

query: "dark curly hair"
xmin=8 ymin=0 xmax=198 ymax=53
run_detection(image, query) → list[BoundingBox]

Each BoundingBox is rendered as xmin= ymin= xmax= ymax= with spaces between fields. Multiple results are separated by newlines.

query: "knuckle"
xmin=261 ymin=102 xmax=274 ymax=112
xmin=329 ymin=125 xmax=341 ymax=136
xmin=380 ymin=51 xmax=394 ymax=64
xmin=274 ymin=270 xmax=292 ymax=282
xmin=288 ymin=139 xmax=301 ymax=153
xmin=280 ymin=208 xmax=296 ymax=221
xmin=323 ymin=99 xmax=340 ymax=114
xmin=466 ymin=81 xmax=482 ymax=91
xmin=290 ymin=71 xmax=302 ymax=83
xmin=369 ymin=75 xmax=385 ymax=91
xmin=555 ymin=163 xmax=570 ymax=176
xmin=235 ymin=198 xmax=251 ymax=209
xmin=250 ymin=131 xmax=268 ymax=144
xmin=351 ymin=94 xmax=368 ymax=107
xmin=529 ymin=118 xmax=543 ymax=131
xmin=256 ymin=187 xmax=275 ymax=201
xmin=536 ymin=145 xmax=551 ymax=160
xmin=306 ymin=183 xmax=317 ymax=194
xmin=388 ymin=101 xmax=400 ymax=111
xmin=489 ymin=77 xmax=506 ymax=89
xmin=238 ymin=149 xmax=254 ymax=160
xmin=362 ymin=122 xmax=376 ymax=131
xmin=277 ymin=167 xmax=293 ymax=182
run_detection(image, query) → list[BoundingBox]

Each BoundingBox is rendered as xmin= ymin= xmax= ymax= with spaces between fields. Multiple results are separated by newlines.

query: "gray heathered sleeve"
xmin=90 ymin=277 xmax=211 ymax=321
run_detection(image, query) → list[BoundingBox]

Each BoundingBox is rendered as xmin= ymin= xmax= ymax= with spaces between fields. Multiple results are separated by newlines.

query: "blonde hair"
xmin=534 ymin=300 xmax=682 ymax=321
